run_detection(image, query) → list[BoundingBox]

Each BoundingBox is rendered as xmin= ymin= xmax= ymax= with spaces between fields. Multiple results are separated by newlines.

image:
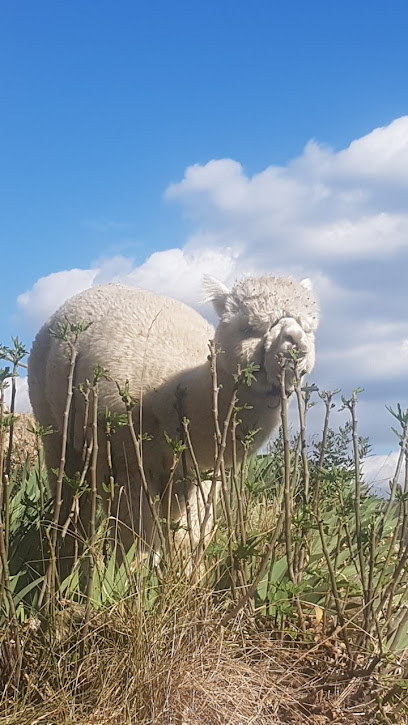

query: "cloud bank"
xmin=16 ymin=117 xmax=408 ymax=450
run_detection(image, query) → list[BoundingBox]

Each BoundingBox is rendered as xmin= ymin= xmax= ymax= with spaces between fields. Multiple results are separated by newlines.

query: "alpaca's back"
xmin=29 ymin=284 xmax=214 ymax=433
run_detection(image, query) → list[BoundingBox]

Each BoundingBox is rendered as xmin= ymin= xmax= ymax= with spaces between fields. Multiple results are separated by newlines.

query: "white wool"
xmin=28 ymin=277 xmax=319 ymax=552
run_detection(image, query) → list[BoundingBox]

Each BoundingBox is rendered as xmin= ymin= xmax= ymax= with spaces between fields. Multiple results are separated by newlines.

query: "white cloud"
xmin=318 ymin=337 xmax=408 ymax=381
xmin=122 ymin=247 xmax=241 ymax=307
xmin=290 ymin=117 xmax=408 ymax=187
xmin=167 ymin=116 xmax=408 ymax=262
xmin=362 ymin=451 xmax=405 ymax=497
xmin=16 ymin=248 xmax=243 ymax=331
xmin=17 ymin=268 xmax=98 ymax=328
xmin=334 ymin=116 xmax=408 ymax=182
xmin=4 ymin=376 xmax=31 ymax=414
xmin=302 ymin=213 xmax=408 ymax=258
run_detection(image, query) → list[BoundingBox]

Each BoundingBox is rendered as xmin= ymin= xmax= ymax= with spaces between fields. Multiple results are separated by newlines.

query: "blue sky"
xmin=1 ymin=1 xmax=408 ymax=472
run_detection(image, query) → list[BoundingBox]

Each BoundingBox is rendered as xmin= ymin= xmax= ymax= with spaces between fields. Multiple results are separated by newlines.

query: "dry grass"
xmin=2 ymin=411 xmax=37 ymax=468
xmin=0 ymin=581 xmax=406 ymax=725
xmin=1 ymin=342 xmax=408 ymax=724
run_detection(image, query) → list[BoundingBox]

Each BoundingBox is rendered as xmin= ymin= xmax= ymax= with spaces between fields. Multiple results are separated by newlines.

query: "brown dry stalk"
xmin=182 ymin=419 xmax=206 ymax=505
xmin=4 ymin=374 xmax=17 ymax=481
xmin=0 ymin=386 xmax=6 ymax=510
xmin=0 ymin=520 xmax=22 ymax=685
xmin=83 ymin=375 xmax=100 ymax=647
xmin=316 ymin=506 xmax=353 ymax=660
xmin=163 ymin=449 xmax=184 ymax=561
xmin=279 ymin=360 xmax=295 ymax=585
xmin=192 ymin=345 xmax=239 ymax=575
xmin=221 ymin=511 xmax=285 ymax=626
xmin=294 ymin=368 xmax=310 ymax=505
xmin=121 ymin=392 xmax=166 ymax=553
xmin=386 ymin=416 xmax=408 ymax=512
xmin=348 ymin=393 xmax=367 ymax=604
xmin=313 ymin=389 xmax=336 ymax=508
xmin=45 ymin=340 xmax=78 ymax=603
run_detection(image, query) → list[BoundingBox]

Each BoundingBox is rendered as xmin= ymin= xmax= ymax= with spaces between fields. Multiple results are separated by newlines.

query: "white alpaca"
xmin=28 ymin=275 xmax=319 ymax=551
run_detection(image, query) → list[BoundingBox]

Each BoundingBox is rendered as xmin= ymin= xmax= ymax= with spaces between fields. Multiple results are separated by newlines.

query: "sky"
xmin=1 ymin=1 xmax=408 ymax=488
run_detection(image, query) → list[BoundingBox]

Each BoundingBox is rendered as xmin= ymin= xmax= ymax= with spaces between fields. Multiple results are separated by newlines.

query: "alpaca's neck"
xmin=181 ymin=360 xmax=282 ymax=467
xmin=218 ymin=365 xmax=282 ymax=450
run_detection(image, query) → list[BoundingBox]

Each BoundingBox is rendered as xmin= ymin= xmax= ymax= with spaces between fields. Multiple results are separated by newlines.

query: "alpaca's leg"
xmin=108 ymin=446 xmax=164 ymax=559
xmin=172 ymin=479 xmax=220 ymax=552
xmin=38 ymin=431 xmax=87 ymax=575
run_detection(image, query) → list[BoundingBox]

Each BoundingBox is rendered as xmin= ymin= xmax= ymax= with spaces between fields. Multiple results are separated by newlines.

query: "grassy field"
xmin=0 ymin=337 xmax=407 ymax=724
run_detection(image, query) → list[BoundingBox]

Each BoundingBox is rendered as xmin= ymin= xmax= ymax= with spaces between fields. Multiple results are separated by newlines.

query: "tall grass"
xmin=0 ymin=335 xmax=407 ymax=723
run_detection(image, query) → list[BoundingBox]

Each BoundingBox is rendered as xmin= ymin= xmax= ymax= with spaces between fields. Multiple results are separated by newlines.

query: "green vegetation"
xmin=0 ymin=337 xmax=407 ymax=723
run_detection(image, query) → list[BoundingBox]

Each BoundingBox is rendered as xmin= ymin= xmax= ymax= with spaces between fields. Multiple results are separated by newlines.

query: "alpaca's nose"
xmin=281 ymin=320 xmax=308 ymax=352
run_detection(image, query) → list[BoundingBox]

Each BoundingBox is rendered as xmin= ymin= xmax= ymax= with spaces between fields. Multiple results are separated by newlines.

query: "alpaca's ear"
xmin=300 ymin=277 xmax=313 ymax=292
xmin=202 ymin=275 xmax=230 ymax=318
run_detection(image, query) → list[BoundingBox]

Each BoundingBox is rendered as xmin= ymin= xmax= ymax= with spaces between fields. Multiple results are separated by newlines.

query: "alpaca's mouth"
xmin=258 ymin=349 xmax=280 ymax=389
xmin=255 ymin=358 xmax=293 ymax=399
xmin=260 ymin=338 xmax=308 ymax=397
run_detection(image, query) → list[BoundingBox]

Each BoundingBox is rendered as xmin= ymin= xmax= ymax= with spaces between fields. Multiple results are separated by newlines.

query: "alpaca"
xmin=28 ymin=275 xmax=319 ymax=551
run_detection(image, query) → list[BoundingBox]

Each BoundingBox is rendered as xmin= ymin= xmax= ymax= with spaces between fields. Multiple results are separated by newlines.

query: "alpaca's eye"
xmin=242 ymin=325 xmax=263 ymax=339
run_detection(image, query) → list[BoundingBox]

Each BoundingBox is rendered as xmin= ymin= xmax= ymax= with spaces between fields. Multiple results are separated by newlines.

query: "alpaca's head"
xmin=203 ymin=275 xmax=319 ymax=393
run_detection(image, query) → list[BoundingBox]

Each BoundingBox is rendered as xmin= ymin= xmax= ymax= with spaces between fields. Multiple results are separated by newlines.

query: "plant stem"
xmin=83 ymin=377 xmax=99 ymax=651
xmin=279 ymin=360 xmax=295 ymax=584
xmin=0 ymin=520 xmax=22 ymax=686
xmin=221 ymin=512 xmax=285 ymax=626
